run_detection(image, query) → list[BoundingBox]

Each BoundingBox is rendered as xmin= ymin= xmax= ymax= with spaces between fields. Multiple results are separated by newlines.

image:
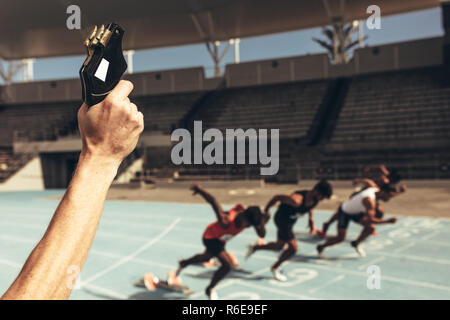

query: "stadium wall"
xmin=0 ymin=37 xmax=444 ymax=105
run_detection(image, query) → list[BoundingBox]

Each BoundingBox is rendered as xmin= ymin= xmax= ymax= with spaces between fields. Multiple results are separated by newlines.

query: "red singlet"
xmin=203 ymin=204 xmax=245 ymax=242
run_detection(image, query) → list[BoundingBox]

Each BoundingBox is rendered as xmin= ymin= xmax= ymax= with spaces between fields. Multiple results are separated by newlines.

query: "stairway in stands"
xmin=0 ymin=147 xmax=34 ymax=183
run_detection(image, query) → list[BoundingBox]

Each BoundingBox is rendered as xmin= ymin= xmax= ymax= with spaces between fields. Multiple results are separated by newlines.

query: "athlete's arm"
xmin=254 ymin=212 xmax=271 ymax=238
xmin=264 ymin=194 xmax=303 ymax=213
xmin=362 ymin=197 xmax=396 ymax=224
xmin=391 ymin=183 xmax=407 ymax=197
xmin=308 ymin=210 xmax=316 ymax=233
xmin=1 ymin=81 xmax=143 ymax=300
xmin=191 ymin=184 xmax=228 ymax=227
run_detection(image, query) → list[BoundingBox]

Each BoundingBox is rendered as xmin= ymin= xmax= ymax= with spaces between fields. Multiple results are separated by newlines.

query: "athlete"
xmin=316 ymin=183 xmax=397 ymax=258
xmin=246 ymin=180 xmax=333 ymax=281
xmin=320 ymin=166 xmax=406 ymax=238
xmin=176 ymin=183 xmax=268 ymax=300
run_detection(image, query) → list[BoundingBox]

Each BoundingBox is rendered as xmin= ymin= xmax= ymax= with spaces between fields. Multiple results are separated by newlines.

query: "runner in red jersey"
xmin=176 ymin=183 xmax=268 ymax=300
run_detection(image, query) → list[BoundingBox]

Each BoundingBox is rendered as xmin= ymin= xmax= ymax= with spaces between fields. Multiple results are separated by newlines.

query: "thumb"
xmin=78 ymin=103 xmax=88 ymax=121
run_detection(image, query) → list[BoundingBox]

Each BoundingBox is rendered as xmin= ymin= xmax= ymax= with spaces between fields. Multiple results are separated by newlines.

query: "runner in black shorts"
xmin=246 ymin=180 xmax=333 ymax=281
xmin=175 ymin=184 xmax=268 ymax=299
xmin=319 ymin=165 xmax=407 ymax=238
xmin=317 ymin=183 xmax=397 ymax=258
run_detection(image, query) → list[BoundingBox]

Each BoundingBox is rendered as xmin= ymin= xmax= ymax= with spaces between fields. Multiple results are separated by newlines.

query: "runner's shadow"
xmin=128 ymin=289 xmax=187 ymax=300
xmin=295 ymin=232 xmax=324 ymax=244
xmin=290 ymin=254 xmax=359 ymax=263
xmin=295 ymin=232 xmax=353 ymax=245
xmin=185 ymin=269 xmax=270 ymax=281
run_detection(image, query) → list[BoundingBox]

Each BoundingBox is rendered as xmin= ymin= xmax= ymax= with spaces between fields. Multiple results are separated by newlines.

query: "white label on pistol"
xmin=94 ymin=58 xmax=109 ymax=82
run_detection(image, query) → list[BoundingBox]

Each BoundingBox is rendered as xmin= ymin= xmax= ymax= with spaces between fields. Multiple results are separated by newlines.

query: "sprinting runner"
xmin=320 ymin=166 xmax=406 ymax=238
xmin=246 ymin=180 xmax=333 ymax=281
xmin=176 ymin=183 xmax=268 ymax=300
xmin=316 ymin=183 xmax=397 ymax=258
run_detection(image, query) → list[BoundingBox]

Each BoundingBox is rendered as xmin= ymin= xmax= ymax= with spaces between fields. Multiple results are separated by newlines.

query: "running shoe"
xmin=271 ymin=267 xmax=287 ymax=282
xmin=351 ymin=241 xmax=366 ymax=257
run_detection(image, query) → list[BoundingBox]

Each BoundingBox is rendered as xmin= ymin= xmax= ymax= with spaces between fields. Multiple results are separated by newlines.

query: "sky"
xmin=1 ymin=7 xmax=445 ymax=82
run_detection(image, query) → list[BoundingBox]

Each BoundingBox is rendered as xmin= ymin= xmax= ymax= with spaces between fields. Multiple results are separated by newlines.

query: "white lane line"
xmin=3 ymin=226 xmax=450 ymax=269
xmin=358 ymin=257 xmax=386 ymax=270
xmin=237 ymin=281 xmax=317 ymax=300
xmin=0 ymin=258 xmax=22 ymax=268
xmin=2 ymin=214 xmax=450 ymax=247
xmin=421 ymin=229 xmax=440 ymax=241
xmin=2 ymin=224 xmax=450 ymax=267
xmin=91 ymin=250 xmax=174 ymax=270
xmin=393 ymin=242 xmax=416 ymax=253
xmin=81 ymin=218 xmax=181 ymax=285
xmin=243 ymin=252 xmax=450 ymax=292
xmin=2 ymin=230 xmax=450 ymax=294
xmin=188 ymin=267 xmax=271 ymax=299
xmin=81 ymin=283 xmax=128 ymax=300
xmin=309 ymin=275 xmax=346 ymax=294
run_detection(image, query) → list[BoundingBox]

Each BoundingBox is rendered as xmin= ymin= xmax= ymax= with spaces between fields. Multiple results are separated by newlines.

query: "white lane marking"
xmin=2 ymin=224 xmax=450 ymax=267
xmin=81 ymin=218 xmax=181 ymax=285
xmin=309 ymin=275 xmax=346 ymax=294
xmin=421 ymin=229 xmax=441 ymax=241
xmin=0 ymin=258 xmax=22 ymax=268
xmin=81 ymin=283 xmax=128 ymax=300
xmin=393 ymin=242 xmax=416 ymax=253
xmin=358 ymin=257 xmax=386 ymax=270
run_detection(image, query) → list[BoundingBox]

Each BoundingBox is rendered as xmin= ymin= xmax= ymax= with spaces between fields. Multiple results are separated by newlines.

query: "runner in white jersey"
xmin=316 ymin=183 xmax=397 ymax=257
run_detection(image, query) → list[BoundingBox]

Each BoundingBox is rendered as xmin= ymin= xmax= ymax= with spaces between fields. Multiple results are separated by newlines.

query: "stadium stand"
xmin=1 ymin=37 xmax=449 ymax=185
xmin=0 ymin=146 xmax=33 ymax=183
xmin=291 ymin=66 xmax=450 ymax=180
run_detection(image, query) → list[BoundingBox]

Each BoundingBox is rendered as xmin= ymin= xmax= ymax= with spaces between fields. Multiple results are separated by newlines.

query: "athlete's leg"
xmin=177 ymin=251 xmax=213 ymax=276
xmin=205 ymin=250 xmax=233 ymax=297
xmin=353 ymin=218 xmax=376 ymax=246
xmin=322 ymin=211 xmax=339 ymax=235
xmin=272 ymin=238 xmax=298 ymax=270
xmin=253 ymin=240 xmax=285 ymax=251
xmin=317 ymin=228 xmax=347 ymax=255
xmin=246 ymin=224 xmax=289 ymax=259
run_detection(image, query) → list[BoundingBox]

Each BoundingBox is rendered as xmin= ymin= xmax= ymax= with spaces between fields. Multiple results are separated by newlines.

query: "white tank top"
xmin=342 ymin=187 xmax=378 ymax=215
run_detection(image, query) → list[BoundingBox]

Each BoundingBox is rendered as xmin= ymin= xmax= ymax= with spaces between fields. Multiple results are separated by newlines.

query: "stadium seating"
xmin=190 ymin=80 xmax=327 ymax=139
xmin=135 ymin=92 xmax=203 ymax=134
xmin=295 ymin=66 xmax=450 ymax=180
xmin=1 ymin=62 xmax=450 ymax=184
xmin=329 ymin=67 xmax=450 ymax=148
xmin=0 ymin=147 xmax=33 ymax=182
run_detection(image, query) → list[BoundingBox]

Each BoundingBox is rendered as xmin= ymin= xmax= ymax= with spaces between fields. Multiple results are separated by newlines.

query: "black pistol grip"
xmin=80 ymin=23 xmax=127 ymax=107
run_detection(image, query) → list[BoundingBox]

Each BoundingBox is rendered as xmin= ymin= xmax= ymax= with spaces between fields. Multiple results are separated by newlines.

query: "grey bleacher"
xmin=136 ymin=92 xmax=203 ymax=134
xmin=196 ymin=80 xmax=327 ymax=139
xmin=329 ymin=67 xmax=450 ymax=148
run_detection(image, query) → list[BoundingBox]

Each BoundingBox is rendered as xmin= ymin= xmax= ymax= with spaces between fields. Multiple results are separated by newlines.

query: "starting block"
xmin=134 ymin=271 xmax=193 ymax=295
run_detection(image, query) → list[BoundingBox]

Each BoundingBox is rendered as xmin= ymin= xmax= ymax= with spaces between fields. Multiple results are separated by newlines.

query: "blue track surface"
xmin=0 ymin=191 xmax=449 ymax=300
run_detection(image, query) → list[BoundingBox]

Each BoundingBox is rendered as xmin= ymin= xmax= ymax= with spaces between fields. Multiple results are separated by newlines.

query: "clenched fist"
xmin=77 ymin=80 xmax=144 ymax=167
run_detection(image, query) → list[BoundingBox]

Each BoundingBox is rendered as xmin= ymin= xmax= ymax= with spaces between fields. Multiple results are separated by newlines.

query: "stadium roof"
xmin=0 ymin=0 xmax=441 ymax=60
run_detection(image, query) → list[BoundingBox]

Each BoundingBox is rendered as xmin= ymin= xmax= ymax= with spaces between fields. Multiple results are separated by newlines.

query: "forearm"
xmin=264 ymin=196 xmax=280 ymax=212
xmin=1 ymin=152 xmax=118 ymax=300
xmin=370 ymin=218 xmax=391 ymax=224
xmin=196 ymin=187 xmax=225 ymax=224
xmin=308 ymin=217 xmax=315 ymax=229
xmin=197 ymin=187 xmax=216 ymax=205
